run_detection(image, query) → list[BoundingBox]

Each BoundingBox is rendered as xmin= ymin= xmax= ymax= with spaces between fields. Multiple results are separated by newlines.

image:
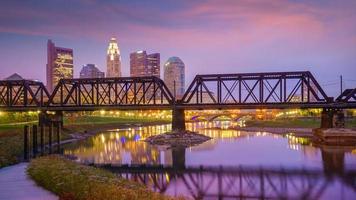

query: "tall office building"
xmin=130 ymin=51 xmax=160 ymax=77
xmin=46 ymin=40 xmax=73 ymax=92
xmin=164 ymin=57 xmax=185 ymax=99
xmin=106 ymin=37 xmax=121 ymax=77
xmin=79 ymin=64 xmax=105 ymax=78
xmin=147 ymin=53 xmax=160 ymax=77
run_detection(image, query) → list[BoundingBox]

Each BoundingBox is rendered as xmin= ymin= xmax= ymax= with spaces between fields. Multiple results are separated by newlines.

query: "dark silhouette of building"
xmin=5 ymin=73 xmax=24 ymax=80
xmin=79 ymin=64 xmax=105 ymax=78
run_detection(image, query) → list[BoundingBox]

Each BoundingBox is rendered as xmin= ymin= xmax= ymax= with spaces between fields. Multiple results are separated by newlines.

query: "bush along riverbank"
xmin=27 ymin=156 xmax=184 ymax=200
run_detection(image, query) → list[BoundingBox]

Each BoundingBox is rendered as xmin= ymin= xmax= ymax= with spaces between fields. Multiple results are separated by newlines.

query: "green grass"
xmin=0 ymin=130 xmax=23 ymax=168
xmin=27 ymin=156 xmax=182 ymax=200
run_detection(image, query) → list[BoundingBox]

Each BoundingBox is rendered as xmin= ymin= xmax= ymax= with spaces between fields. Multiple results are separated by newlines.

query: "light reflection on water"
xmin=64 ymin=121 xmax=355 ymax=169
xmin=64 ymin=121 xmax=356 ymax=199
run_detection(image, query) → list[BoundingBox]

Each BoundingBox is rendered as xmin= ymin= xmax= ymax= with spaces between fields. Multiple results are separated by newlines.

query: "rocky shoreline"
xmin=313 ymin=128 xmax=356 ymax=146
xmin=145 ymin=131 xmax=212 ymax=147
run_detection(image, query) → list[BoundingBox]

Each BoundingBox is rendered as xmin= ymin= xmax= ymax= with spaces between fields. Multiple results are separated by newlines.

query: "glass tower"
xmin=164 ymin=57 xmax=185 ymax=99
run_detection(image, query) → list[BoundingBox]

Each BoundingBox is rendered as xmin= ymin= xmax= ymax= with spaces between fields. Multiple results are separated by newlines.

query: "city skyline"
xmin=0 ymin=0 xmax=356 ymax=97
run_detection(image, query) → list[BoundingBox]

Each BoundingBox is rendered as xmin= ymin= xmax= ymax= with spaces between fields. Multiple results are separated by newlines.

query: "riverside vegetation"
xmin=28 ymin=155 xmax=184 ymax=200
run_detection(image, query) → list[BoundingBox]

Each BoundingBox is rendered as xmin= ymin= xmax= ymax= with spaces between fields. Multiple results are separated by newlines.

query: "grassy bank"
xmin=246 ymin=118 xmax=356 ymax=128
xmin=28 ymin=156 xmax=181 ymax=200
xmin=0 ymin=116 xmax=170 ymax=168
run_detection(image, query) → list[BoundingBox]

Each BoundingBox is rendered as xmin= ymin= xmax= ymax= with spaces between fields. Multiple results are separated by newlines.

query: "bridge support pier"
xmin=172 ymin=147 xmax=186 ymax=169
xmin=39 ymin=111 xmax=64 ymax=128
xmin=172 ymin=107 xmax=186 ymax=131
xmin=320 ymin=109 xmax=345 ymax=128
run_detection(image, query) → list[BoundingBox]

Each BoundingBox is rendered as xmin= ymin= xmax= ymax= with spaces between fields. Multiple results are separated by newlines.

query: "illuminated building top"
xmin=106 ymin=37 xmax=121 ymax=77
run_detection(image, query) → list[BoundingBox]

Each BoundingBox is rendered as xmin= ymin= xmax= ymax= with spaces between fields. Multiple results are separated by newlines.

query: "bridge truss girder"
xmin=0 ymin=71 xmax=356 ymax=111
xmin=0 ymin=80 xmax=49 ymax=109
xmin=48 ymin=76 xmax=174 ymax=109
xmin=181 ymin=71 xmax=332 ymax=107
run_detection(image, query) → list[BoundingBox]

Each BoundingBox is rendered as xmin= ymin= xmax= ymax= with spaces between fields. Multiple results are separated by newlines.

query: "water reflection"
xmin=102 ymin=165 xmax=355 ymax=200
xmin=64 ymin=121 xmax=356 ymax=199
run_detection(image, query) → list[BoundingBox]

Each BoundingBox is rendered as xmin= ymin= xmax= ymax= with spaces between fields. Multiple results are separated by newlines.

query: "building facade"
xmin=79 ymin=64 xmax=105 ymax=78
xmin=106 ymin=37 xmax=121 ymax=77
xmin=46 ymin=40 xmax=73 ymax=92
xmin=147 ymin=53 xmax=160 ymax=77
xmin=130 ymin=51 xmax=160 ymax=77
xmin=164 ymin=57 xmax=185 ymax=99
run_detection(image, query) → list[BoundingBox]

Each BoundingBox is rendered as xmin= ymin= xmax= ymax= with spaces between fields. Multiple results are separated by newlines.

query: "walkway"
xmin=0 ymin=162 xmax=58 ymax=200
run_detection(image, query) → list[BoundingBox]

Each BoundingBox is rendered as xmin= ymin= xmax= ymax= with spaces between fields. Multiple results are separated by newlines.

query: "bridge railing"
xmin=0 ymin=80 xmax=50 ymax=109
xmin=48 ymin=76 xmax=174 ymax=109
xmin=181 ymin=71 xmax=332 ymax=107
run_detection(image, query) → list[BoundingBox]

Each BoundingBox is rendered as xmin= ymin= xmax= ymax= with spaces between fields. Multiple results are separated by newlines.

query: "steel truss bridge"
xmin=97 ymin=164 xmax=356 ymax=200
xmin=0 ymin=71 xmax=355 ymax=111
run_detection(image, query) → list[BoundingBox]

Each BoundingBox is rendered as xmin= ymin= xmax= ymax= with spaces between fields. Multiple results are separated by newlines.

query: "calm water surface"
xmin=64 ymin=121 xmax=356 ymax=199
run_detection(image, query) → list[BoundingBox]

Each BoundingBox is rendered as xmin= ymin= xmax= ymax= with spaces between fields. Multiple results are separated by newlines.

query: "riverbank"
xmin=0 ymin=116 xmax=170 ymax=168
xmin=234 ymin=126 xmax=313 ymax=137
xmin=28 ymin=156 xmax=182 ymax=200
xmin=238 ymin=118 xmax=356 ymax=137
xmin=245 ymin=118 xmax=356 ymax=128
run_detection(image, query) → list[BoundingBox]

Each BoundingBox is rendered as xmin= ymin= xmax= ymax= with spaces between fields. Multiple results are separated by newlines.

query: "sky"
xmin=0 ymin=0 xmax=355 ymax=97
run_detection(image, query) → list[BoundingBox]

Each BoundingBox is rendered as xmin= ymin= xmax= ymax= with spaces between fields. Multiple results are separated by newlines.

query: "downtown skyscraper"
xmin=46 ymin=40 xmax=73 ymax=92
xmin=106 ymin=37 xmax=121 ymax=77
xmin=130 ymin=50 xmax=160 ymax=77
xmin=164 ymin=57 xmax=185 ymax=99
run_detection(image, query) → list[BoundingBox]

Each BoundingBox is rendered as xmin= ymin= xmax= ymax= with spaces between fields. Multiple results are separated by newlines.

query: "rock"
xmin=313 ymin=128 xmax=356 ymax=146
xmin=145 ymin=131 xmax=211 ymax=147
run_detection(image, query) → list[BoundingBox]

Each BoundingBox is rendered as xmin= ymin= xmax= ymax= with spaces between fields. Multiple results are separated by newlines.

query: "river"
xmin=64 ymin=121 xmax=356 ymax=199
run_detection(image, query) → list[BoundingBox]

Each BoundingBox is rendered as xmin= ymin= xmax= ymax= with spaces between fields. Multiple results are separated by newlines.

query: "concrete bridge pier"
xmin=38 ymin=111 xmax=63 ymax=128
xmin=320 ymin=108 xmax=345 ymax=128
xmin=172 ymin=107 xmax=186 ymax=131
